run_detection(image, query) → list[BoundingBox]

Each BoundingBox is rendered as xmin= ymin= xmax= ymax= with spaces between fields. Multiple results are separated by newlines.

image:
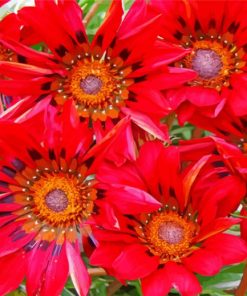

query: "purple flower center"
xmin=158 ymin=221 xmax=184 ymax=244
xmin=80 ymin=75 xmax=103 ymax=95
xmin=45 ymin=189 xmax=68 ymax=212
xmin=192 ymin=49 xmax=223 ymax=79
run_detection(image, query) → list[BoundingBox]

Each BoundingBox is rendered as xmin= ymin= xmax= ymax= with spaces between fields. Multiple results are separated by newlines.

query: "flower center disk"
xmin=45 ymin=189 xmax=69 ymax=212
xmin=143 ymin=211 xmax=196 ymax=262
xmin=80 ymin=75 xmax=103 ymax=95
xmin=192 ymin=49 xmax=222 ymax=79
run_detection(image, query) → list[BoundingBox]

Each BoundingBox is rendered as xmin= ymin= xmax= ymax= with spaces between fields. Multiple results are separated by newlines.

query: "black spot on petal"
xmin=145 ymin=250 xmax=154 ymax=257
xmin=35 ymin=94 xmax=47 ymax=103
xmin=12 ymin=158 xmax=25 ymax=171
xmin=76 ymin=31 xmax=86 ymax=44
xmin=84 ymin=156 xmax=94 ymax=169
xmin=2 ymin=166 xmax=16 ymax=178
xmin=119 ymin=48 xmax=131 ymax=61
xmin=96 ymin=34 xmax=103 ymax=47
xmin=0 ymin=180 xmax=9 ymax=188
xmin=228 ymin=22 xmax=240 ymax=34
xmin=132 ymin=61 xmax=142 ymax=71
xmin=55 ymin=45 xmax=67 ymax=57
xmin=178 ymin=16 xmax=186 ymax=27
xmin=158 ymin=183 xmax=163 ymax=195
xmin=60 ymin=148 xmax=66 ymax=159
xmin=48 ymin=149 xmax=56 ymax=160
xmin=17 ymin=55 xmax=27 ymax=63
xmin=134 ymin=75 xmax=146 ymax=83
xmin=212 ymin=161 xmax=225 ymax=168
xmin=169 ymin=187 xmax=176 ymax=198
xmin=28 ymin=149 xmax=42 ymax=160
xmin=41 ymin=81 xmax=52 ymax=91
xmin=174 ymin=30 xmax=183 ymax=40
xmin=194 ymin=19 xmax=201 ymax=31
xmin=97 ymin=189 xmax=105 ymax=199
xmin=218 ymin=171 xmax=230 ymax=178
xmin=209 ymin=18 xmax=216 ymax=29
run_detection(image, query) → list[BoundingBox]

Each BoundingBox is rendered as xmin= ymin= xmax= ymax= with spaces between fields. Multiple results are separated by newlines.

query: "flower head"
xmin=0 ymin=0 xmax=196 ymax=141
xmin=90 ymin=141 xmax=247 ymax=296
xmin=0 ymin=100 xmax=138 ymax=295
xmin=151 ymin=0 xmax=247 ymax=121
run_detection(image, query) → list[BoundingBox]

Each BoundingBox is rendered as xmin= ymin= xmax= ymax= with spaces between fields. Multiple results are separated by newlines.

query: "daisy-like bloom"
xmin=151 ymin=0 xmax=247 ymax=120
xmin=90 ymin=141 xmax=247 ymax=296
xmin=0 ymin=0 xmax=195 ymax=140
xmin=0 ymin=100 xmax=140 ymax=296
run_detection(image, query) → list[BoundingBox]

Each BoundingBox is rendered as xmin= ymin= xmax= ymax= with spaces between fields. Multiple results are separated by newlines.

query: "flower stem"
xmin=236 ymin=263 xmax=247 ymax=296
xmin=83 ymin=0 xmax=105 ymax=27
xmin=88 ymin=267 xmax=106 ymax=276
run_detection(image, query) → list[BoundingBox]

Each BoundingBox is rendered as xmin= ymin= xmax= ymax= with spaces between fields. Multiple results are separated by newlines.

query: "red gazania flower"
xmin=0 ymin=100 xmax=140 ymax=296
xmin=151 ymin=0 xmax=247 ymax=121
xmin=90 ymin=141 xmax=247 ymax=296
xmin=0 ymin=0 xmax=195 ymax=141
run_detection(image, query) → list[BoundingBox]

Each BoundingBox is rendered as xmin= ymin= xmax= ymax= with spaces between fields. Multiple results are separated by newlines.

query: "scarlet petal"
xmin=203 ymin=233 xmax=247 ymax=265
xmin=183 ymin=248 xmax=222 ymax=276
xmin=166 ymin=262 xmax=202 ymax=296
xmin=90 ymin=242 xmax=123 ymax=269
xmin=105 ymin=185 xmax=161 ymax=214
xmin=112 ymin=244 xmax=159 ymax=280
xmin=66 ymin=242 xmax=91 ymax=296
xmin=141 ymin=268 xmax=172 ymax=296
xmin=41 ymin=244 xmax=69 ymax=296
xmin=0 ymin=249 xmax=27 ymax=295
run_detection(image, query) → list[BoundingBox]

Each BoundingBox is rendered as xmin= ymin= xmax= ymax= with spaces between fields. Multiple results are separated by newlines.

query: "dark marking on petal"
xmin=24 ymin=239 xmax=37 ymax=252
xmin=50 ymin=97 xmax=58 ymax=107
xmin=41 ymin=81 xmax=52 ymax=91
xmin=48 ymin=149 xmax=56 ymax=160
xmin=0 ymin=195 xmax=14 ymax=204
xmin=212 ymin=148 xmax=220 ymax=155
xmin=28 ymin=148 xmax=43 ymax=160
xmin=216 ymin=128 xmax=230 ymax=136
xmin=212 ymin=161 xmax=225 ymax=168
xmin=132 ymin=61 xmax=142 ymax=71
xmin=194 ymin=19 xmax=201 ymax=31
xmin=17 ymin=55 xmax=27 ymax=63
xmin=11 ymin=229 xmax=26 ymax=242
xmin=96 ymin=189 xmax=105 ymax=199
xmin=84 ymin=156 xmax=94 ymax=168
xmin=218 ymin=171 xmax=230 ymax=178
xmin=209 ymin=18 xmax=216 ymax=29
xmin=0 ymin=180 xmax=9 ymax=188
xmin=79 ymin=116 xmax=86 ymax=123
xmin=35 ymin=94 xmax=47 ymax=103
xmin=178 ymin=16 xmax=186 ymax=27
xmin=93 ymin=204 xmax=100 ymax=214
xmin=52 ymin=244 xmax=62 ymax=256
xmin=158 ymin=264 xmax=164 ymax=269
xmin=76 ymin=31 xmax=86 ymax=44
xmin=231 ymin=121 xmax=241 ymax=132
xmin=39 ymin=240 xmax=50 ymax=251
xmin=60 ymin=148 xmax=66 ymax=159
xmin=174 ymin=30 xmax=183 ymax=40
xmin=109 ymin=37 xmax=116 ymax=49
xmin=127 ymin=224 xmax=135 ymax=231
xmin=134 ymin=75 xmax=146 ymax=83
xmin=96 ymin=34 xmax=103 ymax=47
xmin=55 ymin=45 xmax=68 ymax=57
xmin=12 ymin=158 xmax=25 ymax=171
xmin=243 ymin=44 xmax=247 ymax=53
xmin=169 ymin=187 xmax=176 ymax=198
xmin=145 ymin=249 xmax=154 ymax=257
xmin=2 ymin=166 xmax=16 ymax=178
xmin=158 ymin=183 xmax=163 ymax=195
xmin=228 ymin=22 xmax=240 ymax=34
xmin=119 ymin=48 xmax=131 ymax=61
xmin=87 ymin=236 xmax=96 ymax=248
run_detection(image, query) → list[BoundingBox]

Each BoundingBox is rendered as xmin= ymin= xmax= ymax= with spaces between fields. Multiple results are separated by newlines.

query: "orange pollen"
xmin=143 ymin=211 xmax=196 ymax=262
xmin=30 ymin=174 xmax=94 ymax=227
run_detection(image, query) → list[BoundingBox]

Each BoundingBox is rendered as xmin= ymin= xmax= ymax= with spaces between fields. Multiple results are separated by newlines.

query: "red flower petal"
xmin=112 ymin=244 xmax=159 ymax=280
xmin=66 ymin=242 xmax=91 ymax=296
